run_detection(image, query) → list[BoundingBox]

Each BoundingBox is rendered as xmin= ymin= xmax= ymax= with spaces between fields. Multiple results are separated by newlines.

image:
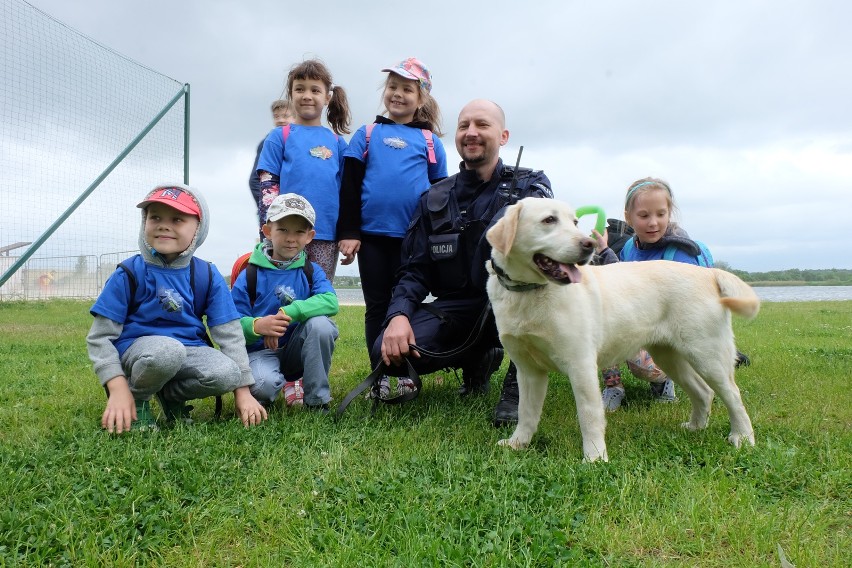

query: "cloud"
xmin=11 ymin=0 xmax=852 ymax=274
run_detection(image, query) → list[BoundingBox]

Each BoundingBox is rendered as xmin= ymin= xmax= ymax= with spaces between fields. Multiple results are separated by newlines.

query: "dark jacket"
xmin=385 ymin=159 xmax=551 ymax=323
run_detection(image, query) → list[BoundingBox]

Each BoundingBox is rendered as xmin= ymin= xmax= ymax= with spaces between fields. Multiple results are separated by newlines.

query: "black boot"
xmin=492 ymin=362 xmax=519 ymax=427
xmin=735 ymin=350 xmax=751 ymax=368
xmin=459 ymin=347 xmax=503 ymax=396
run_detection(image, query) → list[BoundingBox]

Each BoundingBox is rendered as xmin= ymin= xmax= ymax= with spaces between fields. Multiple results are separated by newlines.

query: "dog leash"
xmin=336 ymin=302 xmax=494 ymax=418
xmin=335 ymin=358 xmax=421 ymax=419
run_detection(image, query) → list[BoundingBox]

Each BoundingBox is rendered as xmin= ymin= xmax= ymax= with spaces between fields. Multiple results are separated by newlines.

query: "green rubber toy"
xmin=575 ymin=205 xmax=606 ymax=236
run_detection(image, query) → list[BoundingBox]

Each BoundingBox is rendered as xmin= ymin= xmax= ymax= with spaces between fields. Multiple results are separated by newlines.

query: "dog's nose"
xmin=580 ymin=238 xmax=595 ymax=253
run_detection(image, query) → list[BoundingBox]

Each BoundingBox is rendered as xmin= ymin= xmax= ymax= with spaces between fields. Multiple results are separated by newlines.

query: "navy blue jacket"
xmin=385 ymin=159 xmax=551 ymax=323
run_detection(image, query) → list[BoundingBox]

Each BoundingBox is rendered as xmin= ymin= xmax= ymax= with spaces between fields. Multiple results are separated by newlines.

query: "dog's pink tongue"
xmin=560 ymin=263 xmax=582 ymax=284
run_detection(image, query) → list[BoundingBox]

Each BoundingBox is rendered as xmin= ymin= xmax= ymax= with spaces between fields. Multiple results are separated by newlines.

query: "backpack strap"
xmin=421 ymin=129 xmax=436 ymax=164
xmin=362 ymin=123 xmax=376 ymax=160
xmin=281 ymin=123 xmax=291 ymax=145
xmin=246 ymin=263 xmax=258 ymax=306
xmin=117 ymin=254 xmax=149 ymax=317
xmin=302 ymin=258 xmax=314 ymax=289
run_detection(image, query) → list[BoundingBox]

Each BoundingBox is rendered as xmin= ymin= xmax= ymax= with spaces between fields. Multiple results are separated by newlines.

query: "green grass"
xmin=1 ymin=300 xmax=850 ymax=567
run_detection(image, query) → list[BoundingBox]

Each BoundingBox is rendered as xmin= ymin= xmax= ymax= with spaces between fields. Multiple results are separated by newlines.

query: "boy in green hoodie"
xmin=231 ymin=193 xmax=339 ymax=412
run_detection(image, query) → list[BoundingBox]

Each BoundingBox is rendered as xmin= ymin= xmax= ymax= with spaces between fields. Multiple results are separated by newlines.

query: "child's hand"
xmin=254 ymin=311 xmax=291 ymax=338
xmin=234 ymin=386 xmax=268 ymax=428
xmin=338 ymin=239 xmax=360 ymax=265
xmin=102 ymin=376 xmax=135 ymax=434
xmin=592 ymin=228 xmax=609 ymax=253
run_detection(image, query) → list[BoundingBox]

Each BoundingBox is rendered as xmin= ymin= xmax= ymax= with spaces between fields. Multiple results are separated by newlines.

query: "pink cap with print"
xmin=382 ymin=57 xmax=432 ymax=92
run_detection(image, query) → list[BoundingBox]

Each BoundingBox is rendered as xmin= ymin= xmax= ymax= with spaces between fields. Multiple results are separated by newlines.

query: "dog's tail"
xmin=714 ymin=269 xmax=760 ymax=319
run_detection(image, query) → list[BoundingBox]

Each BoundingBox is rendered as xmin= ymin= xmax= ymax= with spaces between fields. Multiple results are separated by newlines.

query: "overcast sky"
xmin=23 ymin=0 xmax=852 ymax=273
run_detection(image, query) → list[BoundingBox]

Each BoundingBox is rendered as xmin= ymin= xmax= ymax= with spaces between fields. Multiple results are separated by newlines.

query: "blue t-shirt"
xmin=257 ymin=124 xmax=348 ymax=241
xmin=620 ymin=238 xmax=714 ymax=266
xmin=91 ymin=259 xmax=239 ymax=356
xmin=344 ymin=123 xmax=447 ymax=237
xmin=231 ymin=261 xmax=335 ymax=352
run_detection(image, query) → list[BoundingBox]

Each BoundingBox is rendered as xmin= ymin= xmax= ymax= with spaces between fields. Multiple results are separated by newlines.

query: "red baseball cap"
xmin=137 ymin=186 xmax=201 ymax=218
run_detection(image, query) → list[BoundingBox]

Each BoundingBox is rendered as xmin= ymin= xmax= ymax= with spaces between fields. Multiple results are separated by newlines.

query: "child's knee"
xmin=304 ymin=316 xmax=339 ymax=341
xmin=250 ymin=374 xmax=284 ymax=404
xmin=123 ymin=336 xmax=185 ymax=381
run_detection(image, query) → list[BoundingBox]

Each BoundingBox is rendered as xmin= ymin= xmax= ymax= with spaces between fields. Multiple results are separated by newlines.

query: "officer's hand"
xmin=381 ymin=315 xmax=419 ymax=366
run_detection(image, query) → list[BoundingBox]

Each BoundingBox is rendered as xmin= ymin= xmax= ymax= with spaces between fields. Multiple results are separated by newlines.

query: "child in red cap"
xmin=87 ymin=184 xmax=267 ymax=433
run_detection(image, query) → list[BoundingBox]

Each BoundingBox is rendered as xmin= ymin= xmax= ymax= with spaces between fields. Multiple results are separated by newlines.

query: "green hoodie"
xmin=237 ymin=242 xmax=338 ymax=344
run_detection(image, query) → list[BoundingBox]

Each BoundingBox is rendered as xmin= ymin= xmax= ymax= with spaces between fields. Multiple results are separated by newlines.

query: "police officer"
xmin=375 ymin=99 xmax=552 ymax=426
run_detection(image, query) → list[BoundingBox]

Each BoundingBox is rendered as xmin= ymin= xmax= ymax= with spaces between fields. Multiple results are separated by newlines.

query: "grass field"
xmin=1 ymin=300 xmax=849 ymax=567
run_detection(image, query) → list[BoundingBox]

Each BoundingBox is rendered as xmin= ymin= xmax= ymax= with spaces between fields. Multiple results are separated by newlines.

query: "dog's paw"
xmin=582 ymin=452 xmax=609 ymax=463
xmin=727 ymin=431 xmax=756 ymax=448
xmin=680 ymin=420 xmax=707 ymax=432
xmin=497 ymin=437 xmax=528 ymax=450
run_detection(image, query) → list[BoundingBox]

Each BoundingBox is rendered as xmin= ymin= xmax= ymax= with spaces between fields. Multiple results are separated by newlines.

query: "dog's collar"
xmin=490 ymin=259 xmax=545 ymax=292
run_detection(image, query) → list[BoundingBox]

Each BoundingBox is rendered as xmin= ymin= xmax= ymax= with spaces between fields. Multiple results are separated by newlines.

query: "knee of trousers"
xmin=123 ymin=336 xmax=186 ymax=378
xmin=250 ymin=374 xmax=285 ymax=403
xmin=301 ymin=316 xmax=339 ymax=343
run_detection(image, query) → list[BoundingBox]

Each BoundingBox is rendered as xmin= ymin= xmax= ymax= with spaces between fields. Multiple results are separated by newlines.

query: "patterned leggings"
xmin=306 ymin=240 xmax=338 ymax=281
xmin=602 ymin=349 xmax=667 ymax=387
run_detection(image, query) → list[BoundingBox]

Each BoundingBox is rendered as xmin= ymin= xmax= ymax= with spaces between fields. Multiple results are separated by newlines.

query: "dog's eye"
xmin=573 ymin=219 xmax=579 ymax=227
xmin=543 ymin=215 xmax=557 ymax=224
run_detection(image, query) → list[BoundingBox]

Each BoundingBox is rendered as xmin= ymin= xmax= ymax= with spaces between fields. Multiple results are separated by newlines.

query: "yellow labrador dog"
xmin=486 ymin=198 xmax=760 ymax=462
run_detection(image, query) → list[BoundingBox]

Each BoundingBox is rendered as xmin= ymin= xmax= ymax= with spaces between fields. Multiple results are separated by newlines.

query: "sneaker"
xmin=132 ymin=400 xmax=158 ymax=431
xmin=602 ymin=386 xmax=625 ymax=412
xmin=492 ymin=362 xmax=519 ymax=427
xmin=155 ymin=392 xmax=193 ymax=424
xmin=735 ymin=351 xmax=751 ymax=368
xmin=305 ymin=403 xmax=330 ymax=415
xmin=283 ymin=379 xmax=305 ymax=406
xmin=396 ymin=377 xmax=417 ymax=396
xmin=366 ymin=375 xmax=391 ymax=400
xmin=650 ymin=378 xmax=676 ymax=402
xmin=460 ymin=347 xmax=503 ymax=396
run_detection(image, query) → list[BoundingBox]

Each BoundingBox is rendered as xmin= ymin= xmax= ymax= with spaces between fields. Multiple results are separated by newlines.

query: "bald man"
xmin=372 ymin=99 xmax=553 ymax=426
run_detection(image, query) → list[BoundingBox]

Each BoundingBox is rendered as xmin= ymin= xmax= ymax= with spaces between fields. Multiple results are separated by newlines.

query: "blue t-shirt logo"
xmin=158 ymin=287 xmax=184 ymax=312
xmin=274 ymin=284 xmax=296 ymax=305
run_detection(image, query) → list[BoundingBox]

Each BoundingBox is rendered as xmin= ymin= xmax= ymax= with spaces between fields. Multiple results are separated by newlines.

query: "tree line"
xmin=712 ymin=263 xmax=852 ymax=285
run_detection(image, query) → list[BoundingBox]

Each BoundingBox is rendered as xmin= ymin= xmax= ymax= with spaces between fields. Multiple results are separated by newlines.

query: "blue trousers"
xmin=248 ymin=316 xmax=338 ymax=405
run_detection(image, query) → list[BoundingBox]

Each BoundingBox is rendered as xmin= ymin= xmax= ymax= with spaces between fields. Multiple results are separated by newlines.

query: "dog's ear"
xmin=487 ymin=201 xmax=522 ymax=256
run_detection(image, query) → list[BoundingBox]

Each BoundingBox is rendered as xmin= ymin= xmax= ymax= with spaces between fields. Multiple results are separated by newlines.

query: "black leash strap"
xmin=335 ymin=357 xmax=420 ymax=419
xmin=409 ymin=301 xmax=493 ymax=360
xmin=336 ymin=301 xmax=492 ymax=418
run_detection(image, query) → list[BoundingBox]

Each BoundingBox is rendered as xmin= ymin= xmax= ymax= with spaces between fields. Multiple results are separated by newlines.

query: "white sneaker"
xmin=650 ymin=379 xmax=676 ymax=402
xmin=602 ymin=386 xmax=625 ymax=412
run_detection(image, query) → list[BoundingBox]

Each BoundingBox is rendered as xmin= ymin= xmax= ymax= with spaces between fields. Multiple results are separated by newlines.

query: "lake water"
xmin=336 ymin=286 xmax=852 ymax=305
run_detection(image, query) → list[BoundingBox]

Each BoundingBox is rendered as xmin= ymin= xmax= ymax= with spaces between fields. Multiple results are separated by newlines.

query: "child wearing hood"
xmin=87 ymin=184 xmax=268 ymax=433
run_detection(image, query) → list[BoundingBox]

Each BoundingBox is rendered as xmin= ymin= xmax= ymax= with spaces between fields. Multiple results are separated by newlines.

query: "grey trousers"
xmin=120 ymin=336 xmax=243 ymax=403
xmin=248 ymin=316 xmax=338 ymax=406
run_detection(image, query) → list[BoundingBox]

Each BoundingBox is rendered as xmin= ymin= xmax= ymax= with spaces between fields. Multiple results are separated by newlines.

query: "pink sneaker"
xmin=283 ymin=379 xmax=304 ymax=406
